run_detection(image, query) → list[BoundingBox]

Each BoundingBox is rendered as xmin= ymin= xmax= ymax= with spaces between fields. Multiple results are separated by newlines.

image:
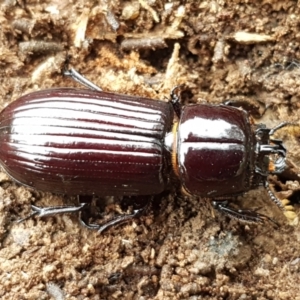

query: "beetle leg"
xmin=212 ymin=200 xmax=279 ymax=226
xmin=169 ymin=85 xmax=183 ymax=118
xmin=264 ymin=181 xmax=285 ymax=211
xmin=224 ymin=99 xmax=270 ymax=118
xmin=63 ymin=68 xmax=103 ymax=91
xmin=78 ymin=206 xmax=147 ymax=233
xmin=264 ymin=180 xmax=298 ymax=224
xmin=16 ymin=203 xmax=87 ymax=223
xmin=269 ymin=122 xmax=295 ymax=135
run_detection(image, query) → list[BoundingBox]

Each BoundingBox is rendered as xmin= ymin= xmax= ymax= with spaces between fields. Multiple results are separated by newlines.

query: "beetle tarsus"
xmin=16 ymin=203 xmax=87 ymax=223
xmin=212 ymin=200 xmax=279 ymax=226
xmin=64 ymin=68 xmax=102 ymax=92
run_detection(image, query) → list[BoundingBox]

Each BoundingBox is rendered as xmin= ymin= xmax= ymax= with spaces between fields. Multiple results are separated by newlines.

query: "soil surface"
xmin=1 ymin=1 xmax=300 ymax=299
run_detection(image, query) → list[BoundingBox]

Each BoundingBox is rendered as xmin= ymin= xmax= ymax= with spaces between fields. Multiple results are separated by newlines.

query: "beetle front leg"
xmin=212 ymin=200 xmax=279 ymax=226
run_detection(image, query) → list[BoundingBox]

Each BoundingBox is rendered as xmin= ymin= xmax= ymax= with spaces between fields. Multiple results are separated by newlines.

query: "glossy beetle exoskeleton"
xmin=0 ymin=69 xmax=295 ymax=231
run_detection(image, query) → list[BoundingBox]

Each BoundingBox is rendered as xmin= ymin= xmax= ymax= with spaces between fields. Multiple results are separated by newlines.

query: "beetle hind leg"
xmin=212 ymin=200 xmax=279 ymax=226
xmin=17 ymin=202 xmax=147 ymax=234
xmin=16 ymin=203 xmax=87 ymax=223
xmin=17 ymin=195 xmax=151 ymax=233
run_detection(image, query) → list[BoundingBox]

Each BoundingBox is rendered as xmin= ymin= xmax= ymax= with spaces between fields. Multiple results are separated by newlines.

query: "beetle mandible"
xmin=0 ymin=68 xmax=296 ymax=232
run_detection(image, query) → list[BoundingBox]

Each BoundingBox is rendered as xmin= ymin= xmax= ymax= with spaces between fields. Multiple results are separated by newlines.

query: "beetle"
xmin=0 ymin=69 xmax=294 ymax=232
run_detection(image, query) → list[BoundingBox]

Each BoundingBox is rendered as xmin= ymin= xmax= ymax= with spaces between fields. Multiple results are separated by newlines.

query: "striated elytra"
xmin=0 ymin=88 xmax=173 ymax=196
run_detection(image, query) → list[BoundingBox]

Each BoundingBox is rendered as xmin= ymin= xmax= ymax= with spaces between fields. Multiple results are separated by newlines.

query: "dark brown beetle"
xmin=0 ymin=69 xmax=294 ymax=231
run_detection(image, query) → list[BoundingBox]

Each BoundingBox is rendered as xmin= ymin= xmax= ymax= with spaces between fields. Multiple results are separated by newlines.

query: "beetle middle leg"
xmin=79 ymin=205 xmax=148 ymax=234
xmin=224 ymin=97 xmax=270 ymax=118
xmin=79 ymin=196 xmax=151 ymax=233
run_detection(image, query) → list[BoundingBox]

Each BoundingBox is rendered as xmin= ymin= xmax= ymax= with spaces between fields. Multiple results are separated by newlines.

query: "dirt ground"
xmin=1 ymin=0 xmax=300 ymax=299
